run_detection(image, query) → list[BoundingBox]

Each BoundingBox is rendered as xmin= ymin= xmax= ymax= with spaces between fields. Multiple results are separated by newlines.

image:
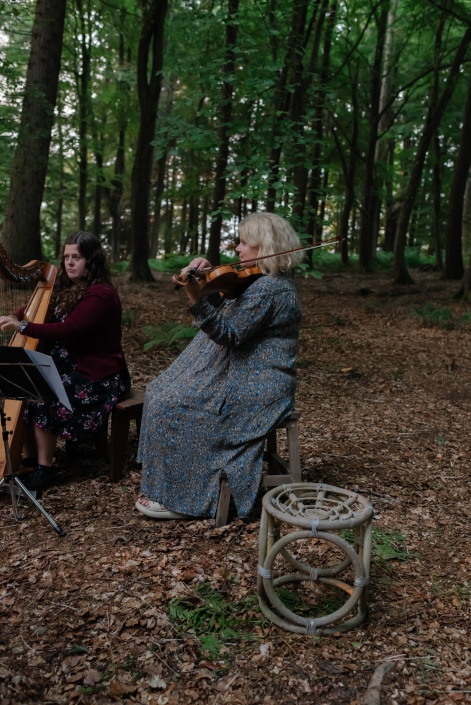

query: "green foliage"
xmin=342 ymin=527 xmax=409 ymax=561
xmin=142 ymin=322 xmax=198 ymax=351
xmin=412 ymin=301 xmax=453 ymax=324
xmin=371 ymin=528 xmax=409 ymax=562
xmin=121 ymin=309 xmax=138 ymax=327
xmin=409 ymin=301 xmax=471 ymax=329
xmin=168 ymin=583 xmax=264 ymax=657
xmin=3 ymin=0 xmax=471 ymax=269
xmin=148 ymin=253 xmax=235 ymax=273
xmin=276 ymin=586 xmax=344 ymax=618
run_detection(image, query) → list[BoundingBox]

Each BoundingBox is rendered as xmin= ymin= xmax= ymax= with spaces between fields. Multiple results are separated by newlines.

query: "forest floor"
xmin=1 ymin=269 xmax=471 ymax=705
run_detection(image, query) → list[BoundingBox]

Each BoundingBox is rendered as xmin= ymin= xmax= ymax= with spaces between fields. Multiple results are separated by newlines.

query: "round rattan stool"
xmin=257 ymin=483 xmax=374 ymax=635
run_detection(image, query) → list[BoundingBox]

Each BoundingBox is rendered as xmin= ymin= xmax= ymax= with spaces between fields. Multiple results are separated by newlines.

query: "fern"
xmin=168 ymin=583 xmax=264 ymax=657
xmin=143 ymin=322 xmax=198 ymax=351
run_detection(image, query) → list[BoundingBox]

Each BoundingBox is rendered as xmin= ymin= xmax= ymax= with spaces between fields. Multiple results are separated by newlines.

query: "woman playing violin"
xmin=136 ymin=212 xmax=303 ymax=520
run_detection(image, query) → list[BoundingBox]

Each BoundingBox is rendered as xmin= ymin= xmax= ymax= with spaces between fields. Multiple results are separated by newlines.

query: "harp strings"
xmin=0 ymin=279 xmax=35 ymax=345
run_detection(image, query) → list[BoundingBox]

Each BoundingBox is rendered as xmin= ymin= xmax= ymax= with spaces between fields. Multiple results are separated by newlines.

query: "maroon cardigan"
xmin=15 ymin=283 xmax=126 ymax=382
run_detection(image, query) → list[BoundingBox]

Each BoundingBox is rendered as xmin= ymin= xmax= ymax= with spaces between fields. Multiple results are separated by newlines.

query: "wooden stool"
xmin=109 ymin=389 xmax=145 ymax=482
xmin=215 ymin=411 xmax=301 ymax=527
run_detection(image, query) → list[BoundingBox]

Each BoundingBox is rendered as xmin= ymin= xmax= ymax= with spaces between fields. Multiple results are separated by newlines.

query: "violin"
xmin=173 ymin=263 xmax=263 ymax=299
xmin=172 ymin=236 xmax=343 ymax=299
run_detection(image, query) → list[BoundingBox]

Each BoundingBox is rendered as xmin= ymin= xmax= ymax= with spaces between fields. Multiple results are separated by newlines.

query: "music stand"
xmin=0 ymin=347 xmax=70 ymax=535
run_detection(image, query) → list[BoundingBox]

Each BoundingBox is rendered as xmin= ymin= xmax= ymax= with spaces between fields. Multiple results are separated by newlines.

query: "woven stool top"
xmin=263 ymin=482 xmax=373 ymax=532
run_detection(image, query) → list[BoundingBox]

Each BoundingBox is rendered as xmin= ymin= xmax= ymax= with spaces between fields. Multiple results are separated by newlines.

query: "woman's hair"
xmin=238 ymin=212 xmax=304 ymax=274
xmin=51 ymin=231 xmax=113 ymax=315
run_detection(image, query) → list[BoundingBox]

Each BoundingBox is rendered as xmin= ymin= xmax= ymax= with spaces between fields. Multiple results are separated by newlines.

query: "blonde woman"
xmin=136 ymin=212 xmax=303 ymax=520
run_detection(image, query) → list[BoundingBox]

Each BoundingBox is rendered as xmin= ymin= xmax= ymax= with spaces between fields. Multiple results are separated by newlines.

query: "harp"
xmin=0 ymin=243 xmax=57 ymax=478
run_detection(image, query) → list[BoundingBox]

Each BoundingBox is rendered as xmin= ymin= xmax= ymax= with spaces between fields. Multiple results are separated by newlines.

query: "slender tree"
xmin=443 ymin=67 xmax=471 ymax=279
xmin=1 ymin=0 xmax=67 ymax=263
xmin=358 ymin=0 xmax=390 ymax=272
xmin=130 ymin=0 xmax=168 ymax=281
xmin=207 ymin=0 xmax=240 ymax=265
xmin=393 ymin=25 xmax=471 ymax=284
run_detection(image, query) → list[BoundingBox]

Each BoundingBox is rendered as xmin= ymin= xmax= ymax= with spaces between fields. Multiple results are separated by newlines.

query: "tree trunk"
xmin=76 ymin=0 xmax=91 ymax=231
xmin=179 ymin=199 xmax=188 ymax=255
xmin=371 ymin=0 xmax=399 ymax=256
xmin=393 ymin=25 xmax=471 ymax=284
xmin=150 ymin=150 xmax=168 ymax=258
xmin=150 ymin=81 xmax=173 ymax=258
xmin=55 ymin=95 xmax=65 ymax=258
xmin=335 ymin=66 xmax=359 ymax=265
xmin=265 ymin=0 xmax=322 ymax=213
xmin=163 ymin=160 xmax=176 ymax=254
xmin=358 ymin=0 xmax=390 ymax=272
xmin=462 ymin=173 xmax=471 ymax=259
xmin=188 ymin=195 xmax=199 ymax=254
xmin=201 ymin=190 xmax=209 ymax=255
xmin=443 ymin=67 xmax=471 ymax=279
xmin=305 ymin=0 xmax=336 ymax=254
xmin=207 ymin=0 xmax=240 ymax=265
xmin=431 ymin=135 xmax=443 ymax=270
xmin=130 ymin=0 xmax=169 ymax=281
xmin=1 ymin=0 xmax=66 ymax=263
xmin=289 ymin=0 xmax=325 ymax=227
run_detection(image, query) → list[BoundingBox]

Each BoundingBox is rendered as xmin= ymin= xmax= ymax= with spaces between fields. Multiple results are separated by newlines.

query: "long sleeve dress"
xmin=137 ymin=274 xmax=301 ymax=518
xmin=16 ymin=284 xmax=129 ymax=441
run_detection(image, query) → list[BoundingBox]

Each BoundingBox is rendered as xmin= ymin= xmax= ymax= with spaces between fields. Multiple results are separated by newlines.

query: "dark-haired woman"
xmin=0 ymin=231 xmax=129 ymax=491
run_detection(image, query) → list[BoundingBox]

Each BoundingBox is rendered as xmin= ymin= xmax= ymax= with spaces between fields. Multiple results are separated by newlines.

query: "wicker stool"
xmin=258 ymin=483 xmax=373 ymax=635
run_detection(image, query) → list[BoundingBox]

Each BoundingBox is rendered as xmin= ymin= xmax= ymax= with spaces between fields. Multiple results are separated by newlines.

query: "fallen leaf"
xmin=83 ymin=669 xmax=101 ymax=686
xmin=149 ymin=675 xmax=167 ymax=689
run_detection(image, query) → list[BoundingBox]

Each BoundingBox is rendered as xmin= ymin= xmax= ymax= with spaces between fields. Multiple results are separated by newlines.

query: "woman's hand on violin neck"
xmin=188 ymin=257 xmax=211 ymax=271
xmin=0 ymin=315 xmax=20 ymax=333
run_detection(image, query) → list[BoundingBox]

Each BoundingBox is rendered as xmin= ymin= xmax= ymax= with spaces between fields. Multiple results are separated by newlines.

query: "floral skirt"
xmin=25 ymin=343 xmax=129 ymax=441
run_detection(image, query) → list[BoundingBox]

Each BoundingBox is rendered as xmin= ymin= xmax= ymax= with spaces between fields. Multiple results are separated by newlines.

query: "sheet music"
xmin=24 ymin=350 xmax=73 ymax=412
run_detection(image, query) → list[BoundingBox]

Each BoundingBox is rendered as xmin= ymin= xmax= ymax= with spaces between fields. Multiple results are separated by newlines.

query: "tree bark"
xmin=289 ymin=0 xmax=324 ymax=227
xmin=393 ymin=25 xmax=471 ymax=284
xmin=335 ymin=67 xmax=359 ymax=265
xmin=76 ymin=0 xmax=91 ymax=231
xmin=150 ymin=150 xmax=168 ymax=258
xmin=1 ymin=0 xmax=66 ymax=263
xmin=431 ymin=134 xmax=443 ymax=270
xmin=371 ymin=0 xmax=399 ymax=257
xmin=55 ymin=95 xmax=65 ymax=259
xmin=130 ymin=0 xmax=169 ymax=281
xmin=207 ymin=0 xmax=240 ymax=265
xmin=306 ymin=0 xmax=336 ymax=252
xmin=358 ymin=0 xmax=390 ymax=272
xmin=443 ymin=67 xmax=471 ymax=279
xmin=265 ymin=0 xmax=320 ymax=213
xmin=201 ymin=191 xmax=209 ymax=255
xmin=462 ymin=173 xmax=471 ymax=258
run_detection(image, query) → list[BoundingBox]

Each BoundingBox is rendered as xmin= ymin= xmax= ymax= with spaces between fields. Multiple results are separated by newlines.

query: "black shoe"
xmin=22 ymin=465 xmax=55 ymax=492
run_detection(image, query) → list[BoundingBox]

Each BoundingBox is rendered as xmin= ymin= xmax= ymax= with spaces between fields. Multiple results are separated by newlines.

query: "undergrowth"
xmin=142 ymin=322 xmax=198 ymax=351
xmin=168 ymin=583 xmax=265 ymax=658
xmin=411 ymin=302 xmax=471 ymax=329
xmin=109 ymin=246 xmax=437 ymax=276
xmin=342 ymin=527 xmax=408 ymax=561
xmin=276 ymin=585 xmax=345 ymax=618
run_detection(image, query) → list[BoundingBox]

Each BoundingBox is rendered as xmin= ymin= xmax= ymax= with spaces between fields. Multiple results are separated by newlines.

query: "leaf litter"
xmin=0 ymin=270 xmax=471 ymax=704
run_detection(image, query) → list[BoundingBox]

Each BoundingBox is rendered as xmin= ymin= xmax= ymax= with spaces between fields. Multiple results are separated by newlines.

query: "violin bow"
xmin=191 ymin=236 xmax=344 ymax=274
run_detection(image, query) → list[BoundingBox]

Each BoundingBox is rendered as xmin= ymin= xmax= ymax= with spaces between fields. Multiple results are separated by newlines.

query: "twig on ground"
xmin=360 ymin=660 xmax=396 ymax=705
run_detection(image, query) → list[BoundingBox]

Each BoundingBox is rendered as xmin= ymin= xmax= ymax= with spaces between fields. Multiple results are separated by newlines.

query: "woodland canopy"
xmin=2 ymin=0 xmax=471 ymax=284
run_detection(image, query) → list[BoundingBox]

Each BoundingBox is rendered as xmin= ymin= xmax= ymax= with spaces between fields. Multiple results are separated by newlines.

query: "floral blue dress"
xmin=138 ymin=274 xmax=302 ymax=518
